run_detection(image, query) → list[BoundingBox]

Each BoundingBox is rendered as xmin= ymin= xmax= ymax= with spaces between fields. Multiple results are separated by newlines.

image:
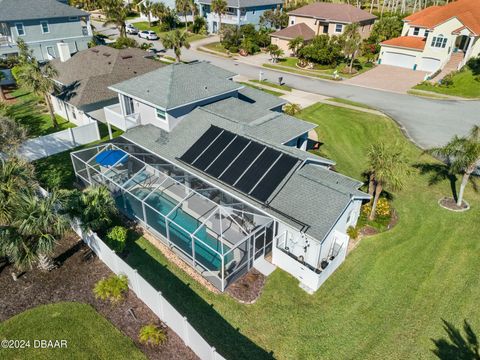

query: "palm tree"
xmin=176 ymin=0 xmax=190 ymax=29
xmin=102 ymin=0 xmax=130 ymax=38
xmin=427 ymin=126 xmax=480 ymax=207
xmin=283 ymin=103 xmax=301 ymax=116
xmin=0 ymin=190 xmax=68 ymax=271
xmin=161 ymin=30 xmax=191 ymax=62
xmin=0 ymin=116 xmax=28 ymax=155
xmin=141 ymin=0 xmax=154 ymax=27
xmin=341 ymin=23 xmax=362 ymax=74
xmin=189 ymin=0 xmax=199 ymax=22
xmin=366 ymin=141 xmax=410 ymax=220
xmin=288 ymin=36 xmax=304 ymax=57
xmin=267 ymin=44 xmax=283 ymax=63
xmin=151 ymin=2 xmax=168 ymax=27
xmin=79 ymin=185 xmax=118 ymax=232
xmin=0 ymin=71 xmax=6 ymax=101
xmin=211 ymin=0 xmax=227 ymax=34
xmin=15 ymin=60 xmax=59 ymax=129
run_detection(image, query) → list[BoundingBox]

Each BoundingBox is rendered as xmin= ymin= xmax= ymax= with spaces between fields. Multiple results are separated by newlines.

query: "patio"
xmin=70 ymin=141 xmax=274 ymax=291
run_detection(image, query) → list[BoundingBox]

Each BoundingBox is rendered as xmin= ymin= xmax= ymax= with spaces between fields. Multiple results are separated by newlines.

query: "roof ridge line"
xmin=296 ymin=169 xmax=361 ymax=197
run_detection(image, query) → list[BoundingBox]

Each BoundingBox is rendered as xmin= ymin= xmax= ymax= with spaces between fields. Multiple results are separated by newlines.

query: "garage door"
xmin=381 ymin=51 xmax=416 ymax=69
xmin=418 ymin=57 xmax=441 ymax=72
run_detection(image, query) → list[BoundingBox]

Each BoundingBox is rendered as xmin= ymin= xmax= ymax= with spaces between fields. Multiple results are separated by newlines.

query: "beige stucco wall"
xmin=288 ymin=14 xmax=374 ymax=38
xmin=379 ymin=45 xmax=423 ymax=64
xmin=421 ymin=17 xmax=464 ymax=62
xmin=271 ymin=37 xmax=291 ymax=54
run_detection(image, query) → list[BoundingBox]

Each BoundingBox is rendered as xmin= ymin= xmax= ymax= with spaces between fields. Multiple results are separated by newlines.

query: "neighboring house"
xmin=50 ymin=45 xmax=163 ymax=127
xmin=198 ymin=0 xmax=283 ymax=33
xmin=71 ymin=61 xmax=369 ymax=293
xmin=0 ymin=0 xmax=93 ymax=62
xmin=270 ymin=2 xmax=376 ymax=54
xmin=379 ymin=0 xmax=480 ymax=74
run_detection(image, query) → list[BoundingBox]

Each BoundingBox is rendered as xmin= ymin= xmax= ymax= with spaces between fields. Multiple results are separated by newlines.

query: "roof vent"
xmin=91 ymin=49 xmax=99 ymax=53
xmin=121 ymin=55 xmax=133 ymax=60
xmin=103 ymin=53 xmax=111 ymax=57
xmin=204 ymin=86 xmax=208 ymax=90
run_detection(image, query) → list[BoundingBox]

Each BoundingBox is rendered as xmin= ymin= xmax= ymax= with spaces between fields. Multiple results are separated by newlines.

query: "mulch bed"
xmin=439 ymin=197 xmax=469 ymax=212
xmin=0 ymin=232 xmax=197 ymax=360
xmin=226 ymin=269 xmax=265 ymax=304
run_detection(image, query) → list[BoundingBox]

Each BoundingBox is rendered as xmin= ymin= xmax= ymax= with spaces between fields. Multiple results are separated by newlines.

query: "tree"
xmin=141 ymin=0 xmax=154 ymax=27
xmin=102 ymin=0 xmax=130 ymax=38
xmin=0 ymin=190 xmax=68 ymax=271
xmin=189 ymin=0 xmax=199 ymax=22
xmin=161 ymin=30 xmax=190 ymax=62
xmin=267 ymin=44 xmax=283 ymax=63
xmin=176 ymin=0 xmax=190 ymax=28
xmin=283 ymin=103 xmax=301 ymax=116
xmin=288 ymin=36 xmax=304 ymax=56
xmin=259 ymin=7 xmax=288 ymax=29
xmin=427 ymin=126 xmax=480 ymax=207
xmin=77 ymin=185 xmax=118 ymax=232
xmin=15 ymin=59 xmax=59 ymax=129
xmin=211 ymin=0 xmax=227 ymax=34
xmin=0 ymin=116 xmax=28 ymax=155
xmin=151 ymin=2 xmax=168 ymax=27
xmin=369 ymin=16 xmax=403 ymax=43
xmin=298 ymin=35 xmax=342 ymax=66
xmin=0 ymin=71 xmax=6 ymax=101
xmin=341 ymin=23 xmax=362 ymax=74
xmin=366 ymin=141 xmax=410 ymax=220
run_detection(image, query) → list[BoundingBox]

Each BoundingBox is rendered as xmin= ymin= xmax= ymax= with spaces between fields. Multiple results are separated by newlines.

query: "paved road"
xmin=94 ymin=21 xmax=480 ymax=149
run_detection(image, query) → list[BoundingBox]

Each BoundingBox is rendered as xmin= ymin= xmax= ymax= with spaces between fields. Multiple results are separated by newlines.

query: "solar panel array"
xmin=180 ymin=126 xmax=299 ymax=203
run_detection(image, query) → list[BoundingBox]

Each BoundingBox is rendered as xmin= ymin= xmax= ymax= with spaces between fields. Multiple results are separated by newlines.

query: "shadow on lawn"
xmin=124 ymin=239 xmax=274 ymax=360
xmin=431 ymin=319 xmax=480 ymax=360
xmin=413 ymin=162 xmax=458 ymax=201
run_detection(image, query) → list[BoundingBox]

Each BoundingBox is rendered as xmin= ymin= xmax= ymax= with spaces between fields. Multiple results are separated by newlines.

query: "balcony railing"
xmin=104 ymin=103 xmax=140 ymax=131
xmin=0 ymin=35 xmax=14 ymax=47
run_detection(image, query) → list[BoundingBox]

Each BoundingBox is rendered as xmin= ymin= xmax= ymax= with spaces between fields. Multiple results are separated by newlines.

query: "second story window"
xmin=15 ymin=23 xmax=25 ymax=36
xmin=41 ymin=21 xmax=50 ymax=34
xmin=413 ymin=27 xmax=420 ymax=36
xmin=156 ymin=108 xmax=166 ymax=120
xmin=431 ymin=35 xmax=447 ymax=48
xmin=335 ymin=24 xmax=343 ymax=33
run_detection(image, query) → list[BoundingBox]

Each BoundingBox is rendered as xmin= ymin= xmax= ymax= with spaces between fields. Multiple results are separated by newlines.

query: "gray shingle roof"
xmin=198 ymin=0 xmax=282 ymax=8
xmin=109 ymin=62 xmax=241 ymax=110
xmin=288 ymin=2 xmax=377 ymax=23
xmin=238 ymin=86 xmax=286 ymax=110
xmin=52 ymin=46 xmax=163 ymax=110
xmin=121 ymin=99 xmax=367 ymax=241
xmin=0 ymin=0 xmax=89 ymax=22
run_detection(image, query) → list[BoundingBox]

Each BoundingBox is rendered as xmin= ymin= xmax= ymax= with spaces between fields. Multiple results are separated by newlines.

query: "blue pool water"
xmin=116 ymin=187 xmax=233 ymax=271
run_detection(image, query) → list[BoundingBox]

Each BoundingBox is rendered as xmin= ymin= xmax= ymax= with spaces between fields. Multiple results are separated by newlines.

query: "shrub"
xmin=106 ymin=226 xmax=128 ymax=253
xmin=94 ymin=274 xmax=129 ymax=304
xmin=375 ymin=198 xmax=391 ymax=218
xmin=139 ymin=324 xmax=168 ymax=347
xmin=440 ymin=71 xmax=457 ymax=87
xmin=111 ymin=37 xmax=138 ymax=49
xmin=240 ymin=38 xmax=260 ymax=55
xmin=347 ymin=226 xmax=359 ymax=240
xmin=467 ymin=56 xmax=480 ymax=75
xmin=190 ymin=16 xmax=206 ymax=34
xmin=229 ymin=46 xmax=239 ymax=53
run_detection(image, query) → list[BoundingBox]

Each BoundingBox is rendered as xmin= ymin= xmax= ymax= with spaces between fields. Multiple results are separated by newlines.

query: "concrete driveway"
xmin=344 ymin=65 xmax=428 ymax=93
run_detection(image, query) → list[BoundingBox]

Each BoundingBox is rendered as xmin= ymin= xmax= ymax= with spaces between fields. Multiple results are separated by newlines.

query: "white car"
xmin=126 ymin=24 xmax=138 ymax=35
xmin=138 ymin=30 xmax=159 ymax=40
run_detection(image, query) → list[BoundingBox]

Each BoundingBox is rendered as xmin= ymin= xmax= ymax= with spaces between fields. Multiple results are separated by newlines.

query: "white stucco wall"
xmin=51 ymin=95 xmax=91 ymax=126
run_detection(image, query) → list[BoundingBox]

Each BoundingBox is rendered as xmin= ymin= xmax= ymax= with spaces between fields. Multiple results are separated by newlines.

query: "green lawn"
xmin=131 ymin=22 xmax=206 ymax=42
xmin=325 ymin=97 xmax=374 ymax=110
xmin=33 ymin=103 xmax=480 ymax=359
xmin=250 ymin=79 xmax=292 ymax=92
xmin=202 ymin=41 xmax=232 ymax=55
xmin=0 ymin=302 xmax=145 ymax=360
xmin=1 ymin=88 xmax=73 ymax=137
xmin=263 ymin=63 xmax=334 ymax=80
xmin=414 ymin=68 xmax=480 ymax=98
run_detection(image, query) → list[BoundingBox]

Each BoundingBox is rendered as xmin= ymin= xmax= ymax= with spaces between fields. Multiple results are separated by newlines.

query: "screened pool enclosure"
xmin=71 ymin=141 xmax=274 ymax=291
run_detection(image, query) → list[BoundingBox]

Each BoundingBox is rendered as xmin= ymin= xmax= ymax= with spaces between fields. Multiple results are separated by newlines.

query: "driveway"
xmin=344 ymin=65 xmax=428 ymax=93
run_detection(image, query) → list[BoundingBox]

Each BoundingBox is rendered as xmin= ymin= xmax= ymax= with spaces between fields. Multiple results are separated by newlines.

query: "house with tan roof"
xmin=270 ymin=2 xmax=376 ymax=55
xmin=379 ymin=0 xmax=480 ymax=75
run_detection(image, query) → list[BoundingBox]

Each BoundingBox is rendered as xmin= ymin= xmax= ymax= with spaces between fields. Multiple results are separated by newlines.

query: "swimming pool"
xmin=116 ymin=186 xmax=233 ymax=271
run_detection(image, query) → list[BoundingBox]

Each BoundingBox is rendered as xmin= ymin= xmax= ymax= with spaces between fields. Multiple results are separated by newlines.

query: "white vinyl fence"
xmin=17 ymin=121 xmax=101 ymax=161
xmin=69 ymin=219 xmax=226 ymax=360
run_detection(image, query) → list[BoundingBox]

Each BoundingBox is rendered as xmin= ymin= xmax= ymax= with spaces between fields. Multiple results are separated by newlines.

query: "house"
xmin=0 ymin=0 xmax=93 ymax=61
xmin=70 ymin=61 xmax=369 ymax=293
xmin=198 ymin=0 xmax=284 ymax=33
xmin=378 ymin=0 xmax=480 ymax=74
xmin=50 ymin=45 xmax=163 ymax=127
xmin=270 ymin=2 xmax=376 ymax=54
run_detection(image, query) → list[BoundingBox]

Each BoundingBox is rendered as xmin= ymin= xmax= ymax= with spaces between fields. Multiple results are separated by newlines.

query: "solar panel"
xmin=179 ymin=126 xmax=300 ymax=203
xmin=250 ymin=154 xmax=299 ymax=202
xmin=206 ymin=136 xmax=249 ymax=178
xmin=180 ymin=126 xmax=223 ymax=163
xmin=219 ymin=142 xmax=264 ymax=185
xmin=193 ymin=131 xmax=235 ymax=171
xmin=235 ymin=148 xmax=281 ymax=193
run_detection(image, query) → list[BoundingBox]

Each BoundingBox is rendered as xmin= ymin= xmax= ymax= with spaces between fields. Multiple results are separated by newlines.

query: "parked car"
xmin=138 ymin=30 xmax=159 ymax=40
xmin=126 ymin=24 xmax=138 ymax=35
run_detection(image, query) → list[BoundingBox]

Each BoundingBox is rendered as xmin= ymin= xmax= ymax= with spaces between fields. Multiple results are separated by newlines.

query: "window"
xmin=431 ymin=35 xmax=447 ymax=48
xmin=290 ymin=20 xmax=295 ymax=25
xmin=40 ymin=21 xmax=50 ymax=34
xmin=15 ymin=23 xmax=25 ymax=36
xmin=425 ymin=30 xmax=429 ymax=38
xmin=335 ymin=24 xmax=343 ymax=33
xmin=413 ymin=27 xmax=420 ymax=36
xmin=156 ymin=108 xmax=166 ymax=120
